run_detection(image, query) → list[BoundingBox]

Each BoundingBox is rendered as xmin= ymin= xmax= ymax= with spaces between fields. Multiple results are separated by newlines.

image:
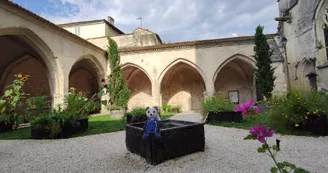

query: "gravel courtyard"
xmin=1 ymin=125 xmax=328 ymax=173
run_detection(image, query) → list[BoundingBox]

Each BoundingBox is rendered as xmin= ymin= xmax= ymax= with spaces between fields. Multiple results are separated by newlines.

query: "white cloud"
xmin=39 ymin=0 xmax=279 ymax=42
xmin=231 ymin=33 xmax=238 ymax=37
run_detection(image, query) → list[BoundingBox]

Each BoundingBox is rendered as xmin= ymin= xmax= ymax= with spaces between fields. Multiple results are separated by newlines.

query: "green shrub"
xmin=122 ymin=107 xmax=147 ymax=122
xmin=25 ymin=95 xmax=50 ymax=121
xmin=268 ymin=87 xmax=328 ymax=132
xmin=130 ymin=107 xmax=146 ymax=117
xmin=63 ymin=88 xmax=99 ymax=120
xmin=30 ymin=115 xmax=61 ymax=137
xmin=161 ymin=104 xmax=182 ymax=112
xmin=162 ymin=104 xmax=171 ymax=112
xmin=201 ymin=95 xmax=236 ymax=119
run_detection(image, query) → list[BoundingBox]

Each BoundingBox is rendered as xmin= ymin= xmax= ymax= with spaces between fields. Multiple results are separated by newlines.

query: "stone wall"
xmin=111 ymin=28 xmax=162 ymax=48
xmin=276 ymin=0 xmax=328 ymax=90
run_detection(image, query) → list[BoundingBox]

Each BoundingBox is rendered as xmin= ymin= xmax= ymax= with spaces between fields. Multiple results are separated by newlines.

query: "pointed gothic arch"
xmin=159 ymin=58 xmax=206 ymax=112
xmin=213 ymin=54 xmax=256 ymax=103
xmin=121 ymin=63 xmax=153 ymax=109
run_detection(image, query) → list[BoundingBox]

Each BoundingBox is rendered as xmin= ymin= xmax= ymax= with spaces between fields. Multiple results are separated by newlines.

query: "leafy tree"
xmin=107 ymin=37 xmax=131 ymax=109
xmin=253 ymin=25 xmax=276 ymax=99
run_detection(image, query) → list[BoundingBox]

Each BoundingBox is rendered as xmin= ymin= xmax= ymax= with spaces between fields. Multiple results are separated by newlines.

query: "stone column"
xmin=152 ymin=79 xmax=161 ymax=107
xmin=204 ymin=79 xmax=215 ymax=99
xmin=51 ymin=71 xmax=67 ymax=109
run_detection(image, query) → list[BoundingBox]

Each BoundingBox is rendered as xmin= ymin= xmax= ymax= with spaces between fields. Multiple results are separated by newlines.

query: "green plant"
xmin=162 ymin=104 xmax=181 ymax=112
xmin=117 ymin=81 xmax=131 ymax=109
xmin=201 ymin=95 xmax=236 ymax=120
xmin=253 ymin=25 xmax=276 ymax=99
xmin=0 ymin=73 xmax=29 ymax=128
xmin=130 ymin=107 xmax=146 ymax=117
xmin=122 ymin=107 xmax=146 ymax=123
xmin=63 ymin=88 xmax=100 ymax=120
xmin=162 ymin=104 xmax=171 ymax=112
xmin=107 ymin=37 xmax=131 ymax=110
xmin=171 ymin=105 xmax=182 ymax=112
xmin=25 ymin=95 xmax=50 ymax=121
xmin=30 ymin=115 xmax=61 ymax=138
xmin=268 ymin=87 xmax=328 ymax=132
xmin=245 ymin=125 xmax=309 ymax=173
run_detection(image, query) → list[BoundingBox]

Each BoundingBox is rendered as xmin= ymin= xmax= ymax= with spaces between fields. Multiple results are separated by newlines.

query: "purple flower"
xmin=250 ymin=125 xmax=275 ymax=143
xmin=254 ymin=107 xmax=260 ymax=113
xmin=234 ymin=100 xmax=255 ymax=116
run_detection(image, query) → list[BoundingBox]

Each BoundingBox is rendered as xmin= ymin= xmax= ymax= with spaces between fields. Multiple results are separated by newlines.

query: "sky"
xmin=12 ymin=0 xmax=280 ymax=43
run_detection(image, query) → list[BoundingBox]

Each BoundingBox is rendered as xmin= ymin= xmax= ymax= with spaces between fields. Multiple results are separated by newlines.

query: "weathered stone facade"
xmin=276 ymin=0 xmax=328 ymax=91
xmin=0 ymin=0 xmax=288 ymax=113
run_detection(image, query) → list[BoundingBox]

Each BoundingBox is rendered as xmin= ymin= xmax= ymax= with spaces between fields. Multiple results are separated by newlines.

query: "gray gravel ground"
xmin=1 ymin=125 xmax=328 ymax=173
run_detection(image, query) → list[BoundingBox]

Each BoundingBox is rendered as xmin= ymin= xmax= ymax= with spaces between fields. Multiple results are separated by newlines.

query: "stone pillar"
xmin=51 ymin=72 xmax=67 ymax=109
xmin=152 ymin=79 xmax=161 ymax=107
xmin=204 ymin=79 xmax=215 ymax=99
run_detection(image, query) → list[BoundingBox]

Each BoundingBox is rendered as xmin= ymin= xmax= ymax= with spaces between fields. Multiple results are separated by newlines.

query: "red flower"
xmin=101 ymin=78 xmax=105 ymax=83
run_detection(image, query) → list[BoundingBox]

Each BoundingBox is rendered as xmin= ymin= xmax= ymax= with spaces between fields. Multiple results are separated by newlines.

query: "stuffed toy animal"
xmin=142 ymin=106 xmax=161 ymax=138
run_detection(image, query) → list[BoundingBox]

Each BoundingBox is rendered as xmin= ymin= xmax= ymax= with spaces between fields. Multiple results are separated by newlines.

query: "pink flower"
xmin=250 ymin=125 xmax=275 ymax=143
xmin=254 ymin=107 xmax=260 ymax=113
xmin=234 ymin=100 xmax=255 ymax=116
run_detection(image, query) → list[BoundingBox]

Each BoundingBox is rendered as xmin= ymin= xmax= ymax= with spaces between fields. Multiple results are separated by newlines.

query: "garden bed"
xmin=125 ymin=119 xmax=205 ymax=165
xmin=206 ymin=111 xmax=242 ymax=123
xmin=0 ymin=121 xmax=13 ymax=133
xmin=31 ymin=118 xmax=89 ymax=139
xmin=293 ymin=114 xmax=328 ymax=136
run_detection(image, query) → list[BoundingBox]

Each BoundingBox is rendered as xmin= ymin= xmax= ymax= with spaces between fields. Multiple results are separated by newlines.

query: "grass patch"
xmin=72 ymin=115 xmax=125 ymax=138
xmin=160 ymin=112 xmax=176 ymax=120
xmin=0 ymin=115 xmax=124 ymax=140
xmin=209 ymin=113 xmax=312 ymax=136
xmin=0 ymin=127 xmax=31 ymax=140
xmin=0 ymin=112 xmax=177 ymax=140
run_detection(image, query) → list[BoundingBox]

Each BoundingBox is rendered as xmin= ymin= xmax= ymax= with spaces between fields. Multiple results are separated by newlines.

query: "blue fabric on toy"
xmin=143 ymin=106 xmax=161 ymax=138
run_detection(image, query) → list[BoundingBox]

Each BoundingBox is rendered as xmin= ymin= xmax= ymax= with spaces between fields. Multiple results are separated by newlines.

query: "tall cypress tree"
xmin=107 ymin=37 xmax=130 ymax=109
xmin=253 ymin=25 xmax=276 ymax=99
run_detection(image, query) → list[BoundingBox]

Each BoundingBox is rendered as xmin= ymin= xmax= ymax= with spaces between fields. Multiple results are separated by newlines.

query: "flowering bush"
xmin=245 ymin=125 xmax=309 ymax=173
xmin=0 ymin=73 xmax=29 ymax=128
xmin=234 ymin=100 xmax=261 ymax=117
xmin=268 ymin=88 xmax=328 ymax=132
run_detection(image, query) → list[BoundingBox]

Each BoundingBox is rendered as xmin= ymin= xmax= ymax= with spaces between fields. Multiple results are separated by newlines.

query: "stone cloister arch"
xmin=159 ymin=59 xmax=206 ymax=112
xmin=69 ymin=55 xmax=104 ymax=113
xmin=213 ymin=54 xmax=256 ymax=103
xmin=121 ymin=63 xmax=153 ymax=109
xmin=0 ymin=27 xmax=60 ymax=119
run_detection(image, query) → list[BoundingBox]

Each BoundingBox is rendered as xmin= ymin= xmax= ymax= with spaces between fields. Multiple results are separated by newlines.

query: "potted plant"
xmin=25 ymin=95 xmax=51 ymax=122
xmin=0 ymin=73 xmax=29 ymax=132
xmin=202 ymin=95 xmax=241 ymax=123
xmin=63 ymin=87 xmax=100 ymax=132
xmin=30 ymin=114 xmax=61 ymax=139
